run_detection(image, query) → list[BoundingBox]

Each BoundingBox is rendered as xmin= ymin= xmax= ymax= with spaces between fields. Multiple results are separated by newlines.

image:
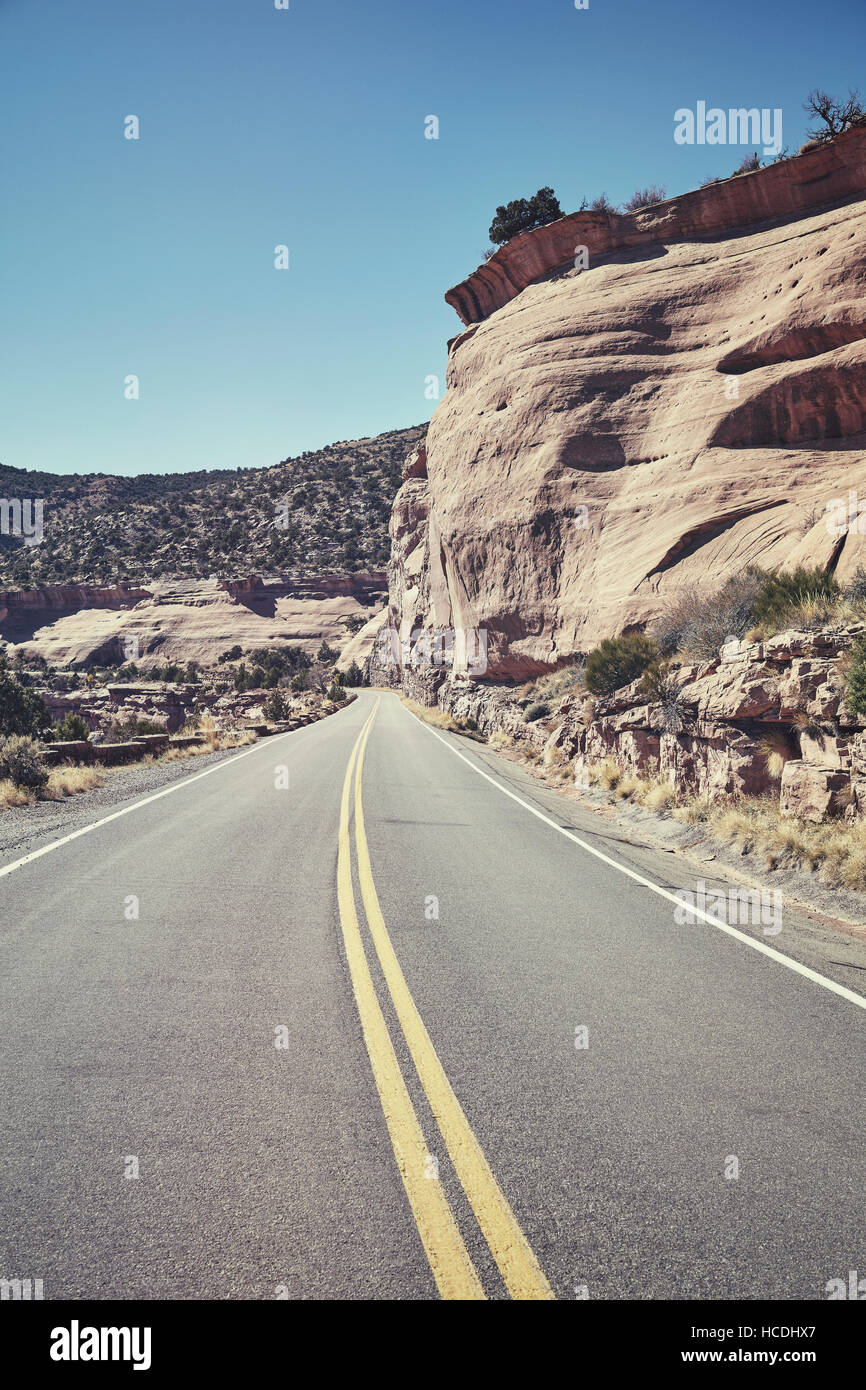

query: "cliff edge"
xmin=385 ymin=132 xmax=866 ymax=680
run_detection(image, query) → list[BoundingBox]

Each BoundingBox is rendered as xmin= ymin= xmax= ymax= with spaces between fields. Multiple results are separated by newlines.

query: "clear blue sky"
xmin=1 ymin=0 xmax=863 ymax=476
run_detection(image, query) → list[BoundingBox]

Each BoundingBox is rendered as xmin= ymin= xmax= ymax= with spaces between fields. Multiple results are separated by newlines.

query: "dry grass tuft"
xmin=596 ymin=757 xmax=622 ymax=791
xmin=43 ymin=766 xmax=105 ymax=799
xmin=401 ymin=698 xmax=460 ymax=731
xmin=643 ymin=780 xmax=678 ymax=811
xmin=519 ymin=660 xmax=586 ymax=706
xmin=0 ymin=778 xmax=35 ymax=808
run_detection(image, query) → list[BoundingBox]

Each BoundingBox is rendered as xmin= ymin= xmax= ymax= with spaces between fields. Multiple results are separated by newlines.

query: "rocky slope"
xmin=0 ymin=424 xmax=426 ymax=588
xmin=403 ymin=625 xmax=866 ymax=824
xmin=384 ymin=130 xmax=866 ymax=681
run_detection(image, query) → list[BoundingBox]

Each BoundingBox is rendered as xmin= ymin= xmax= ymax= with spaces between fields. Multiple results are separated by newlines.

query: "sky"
xmin=1 ymin=0 xmax=864 ymax=477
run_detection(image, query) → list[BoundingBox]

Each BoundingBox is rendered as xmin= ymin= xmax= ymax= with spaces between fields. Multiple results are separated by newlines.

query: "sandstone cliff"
xmin=0 ymin=574 xmax=386 ymax=667
xmin=384 ymin=130 xmax=866 ymax=682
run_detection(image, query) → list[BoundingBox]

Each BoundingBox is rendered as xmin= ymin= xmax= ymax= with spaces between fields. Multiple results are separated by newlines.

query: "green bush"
xmin=0 ymin=660 xmax=52 ymax=737
xmin=53 ymin=712 xmax=90 ymax=742
xmin=585 ymin=634 xmax=659 ymax=697
xmin=523 ymin=701 xmax=551 ymax=723
xmin=0 ymin=734 xmax=48 ymax=788
xmin=845 ymin=634 xmax=866 ymax=718
xmin=489 ymin=187 xmax=562 ymax=245
xmin=264 ymin=690 xmax=290 ymax=721
xmin=750 ymin=566 xmax=839 ymax=631
xmin=344 ymin=660 xmax=364 ymax=686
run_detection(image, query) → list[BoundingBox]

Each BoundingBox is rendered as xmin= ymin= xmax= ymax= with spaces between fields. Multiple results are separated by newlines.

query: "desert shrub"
xmin=623 ymin=185 xmax=666 ymax=211
xmin=639 ymin=660 xmax=686 ymax=731
xmin=523 ymin=701 xmax=551 ymax=723
xmin=53 ymin=712 xmax=90 ymax=742
xmin=264 ymin=690 xmax=290 ymax=721
xmin=102 ymin=716 xmax=166 ymax=743
xmin=343 ymin=660 xmax=364 ymax=686
xmin=326 ymin=683 xmax=346 ymax=703
xmin=0 ymin=660 xmax=52 ymax=737
xmin=803 ymin=87 xmax=865 ymax=143
xmin=759 ymin=728 xmax=795 ymax=781
xmin=733 ymin=152 xmax=761 ymax=174
xmin=588 ymin=192 xmax=617 ymax=212
xmin=488 ymin=187 xmax=562 ymax=245
xmin=750 ymin=566 xmax=839 ymax=633
xmin=0 ymin=778 xmax=34 ymax=808
xmin=845 ymin=634 xmax=866 ymax=718
xmin=218 ymin=645 xmax=243 ymax=664
xmin=290 ymin=671 xmax=307 ymax=692
xmin=519 ymin=661 xmax=585 ymax=709
xmin=845 ymin=566 xmax=866 ymax=604
xmin=585 ymin=634 xmax=658 ymax=697
xmin=0 ymin=734 xmax=48 ymax=788
xmin=654 ymin=570 xmax=766 ymax=659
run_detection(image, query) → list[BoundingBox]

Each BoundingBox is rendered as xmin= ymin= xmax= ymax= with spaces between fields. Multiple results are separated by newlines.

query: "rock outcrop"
xmin=385 ymin=131 xmax=866 ymax=682
xmin=417 ymin=626 xmax=866 ymax=820
xmin=446 ymin=126 xmax=866 ymax=325
xmin=0 ymin=573 xmax=386 ymax=667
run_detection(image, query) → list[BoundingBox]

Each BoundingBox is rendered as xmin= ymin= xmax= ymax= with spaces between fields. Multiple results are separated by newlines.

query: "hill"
xmin=0 ymin=424 xmax=427 ymax=587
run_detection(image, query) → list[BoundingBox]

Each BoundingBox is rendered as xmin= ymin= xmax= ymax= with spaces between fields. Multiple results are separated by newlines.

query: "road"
xmin=0 ymin=690 xmax=863 ymax=1300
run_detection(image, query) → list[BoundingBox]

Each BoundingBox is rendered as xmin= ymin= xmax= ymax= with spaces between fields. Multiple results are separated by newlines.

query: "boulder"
xmin=779 ymin=761 xmax=851 ymax=821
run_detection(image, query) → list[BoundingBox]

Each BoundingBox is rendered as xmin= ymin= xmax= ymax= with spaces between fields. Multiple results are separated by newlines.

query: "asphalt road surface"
xmin=1 ymin=691 xmax=863 ymax=1300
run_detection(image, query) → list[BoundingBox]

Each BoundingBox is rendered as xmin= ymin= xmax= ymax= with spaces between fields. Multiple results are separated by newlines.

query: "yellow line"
xmin=336 ymin=701 xmax=485 ymax=1300
xmin=353 ymin=705 xmax=555 ymax=1300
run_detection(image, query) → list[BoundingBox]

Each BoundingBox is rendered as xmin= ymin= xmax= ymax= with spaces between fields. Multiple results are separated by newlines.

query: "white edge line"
xmin=0 ymin=721 xmax=322 ymax=881
xmin=402 ymin=699 xmax=866 ymax=1013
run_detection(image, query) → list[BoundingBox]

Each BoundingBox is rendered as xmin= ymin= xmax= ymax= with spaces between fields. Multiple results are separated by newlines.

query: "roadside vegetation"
xmin=0 ymin=642 xmax=352 ymax=812
xmin=484 ymin=88 xmax=864 ymax=260
xmin=512 ymin=566 xmax=866 ymax=715
xmin=463 ymin=562 xmax=866 ymax=894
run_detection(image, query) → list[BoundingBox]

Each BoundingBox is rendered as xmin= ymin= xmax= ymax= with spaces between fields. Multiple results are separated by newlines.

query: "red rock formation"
xmin=447 ymin=127 xmax=866 ymax=325
xmin=386 ymin=134 xmax=866 ymax=681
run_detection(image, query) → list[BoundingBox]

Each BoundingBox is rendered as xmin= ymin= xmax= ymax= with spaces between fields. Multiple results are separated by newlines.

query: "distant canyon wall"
xmin=0 ymin=573 xmax=387 ymax=667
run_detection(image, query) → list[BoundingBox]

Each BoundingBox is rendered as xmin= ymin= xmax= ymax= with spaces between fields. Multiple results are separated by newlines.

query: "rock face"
xmin=0 ymin=573 xmax=386 ymax=667
xmin=385 ymin=131 xmax=866 ymax=682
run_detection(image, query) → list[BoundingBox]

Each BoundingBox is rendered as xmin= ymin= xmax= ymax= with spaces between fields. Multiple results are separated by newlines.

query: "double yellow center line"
xmin=336 ymin=697 xmax=554 ymax=1300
